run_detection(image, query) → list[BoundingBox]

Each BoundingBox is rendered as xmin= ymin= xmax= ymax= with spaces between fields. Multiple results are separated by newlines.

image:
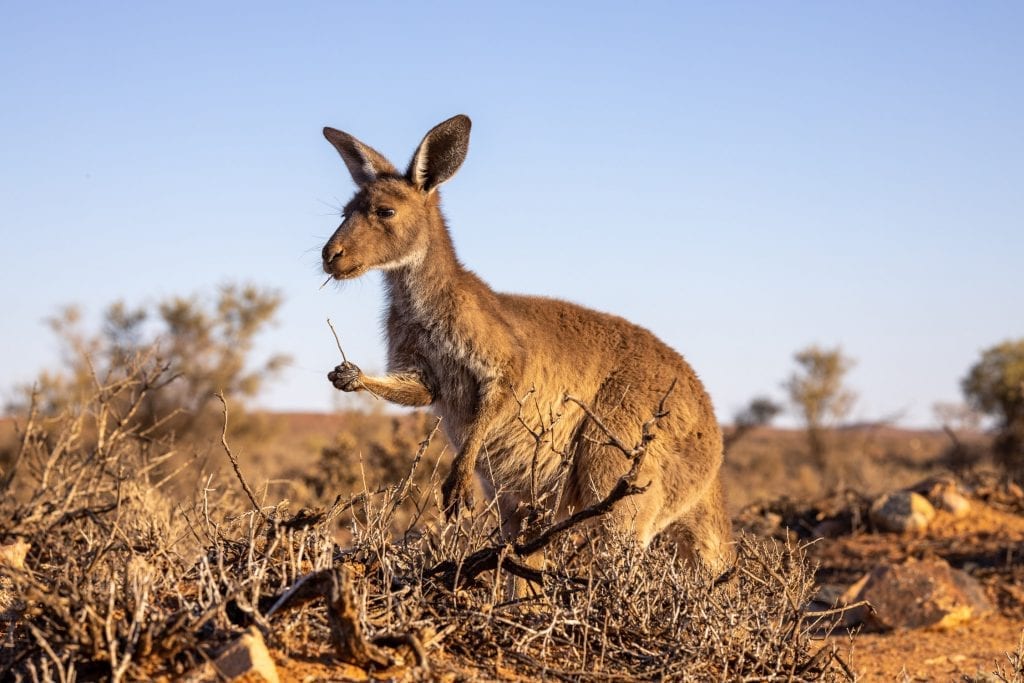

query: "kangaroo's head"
xmin=321 ymin=115 xmax=471 ymax=280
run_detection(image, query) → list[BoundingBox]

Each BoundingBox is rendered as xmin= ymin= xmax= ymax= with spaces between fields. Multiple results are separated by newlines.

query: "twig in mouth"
xmin=319 ymin=275 xmax=333 ymax=290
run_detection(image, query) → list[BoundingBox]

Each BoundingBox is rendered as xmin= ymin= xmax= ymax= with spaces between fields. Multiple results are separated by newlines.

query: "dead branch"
xmin=264 ymin=567 xmax=394 ymax=670
xmin=382 ymin=417 xmax=442 ymax=529
xmin=2 ymin=384 xmax=39 ymax=495
xmin=564 ymin=379 xmax=675 ymax=461
xmin=326 ymin=318 xmax=380 ymax=400
xmin=325 ymin=317 xmax=349 ymax=363
xmin=215 ymin=392 xmax=265 ymax=520
xmin=515 ymin=459 xmax=649 ymax=558
xmin=425 ymin=387 xmax=674 ymax=590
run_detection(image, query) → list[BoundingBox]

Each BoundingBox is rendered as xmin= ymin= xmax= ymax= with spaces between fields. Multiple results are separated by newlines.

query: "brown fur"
xmin=321 ymin=115 xmax=733 ymax=571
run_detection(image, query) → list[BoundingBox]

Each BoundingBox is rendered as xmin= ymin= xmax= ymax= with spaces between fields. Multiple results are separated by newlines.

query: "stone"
xmin=935 ymin=488 xmax=971 ymax=518
xmin=185 ymin=627 xmax=280 ymax=682
xmin=213 ymin=627 xmax=280 ymax=683
xmin=869 ymin=490 xmax=935 ymax=533
xmin=844 ymin=558 xmax=992 ymax=630
xmin=909 ymin=476 xmax=972 ymax=519
xmin=0 ymin=540 xmax=30 ymax=622
xmin=0 ymin=540 xmax=30 ymax=570
xmin=831 ymin=573 xmax=872 ymax=627
xmin=811 ymin=518 xmax=848 ymax=538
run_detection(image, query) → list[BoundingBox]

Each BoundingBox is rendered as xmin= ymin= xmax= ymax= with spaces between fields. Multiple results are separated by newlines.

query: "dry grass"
xmin=993 ymin=632 xmax=1024 ymax=683
xmin=0 ymin=354 xmax=852 ymax=681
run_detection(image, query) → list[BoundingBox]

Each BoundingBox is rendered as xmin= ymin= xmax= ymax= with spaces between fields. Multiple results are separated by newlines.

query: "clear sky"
xmin=1 ymin=2 xmax=1021 ymax=426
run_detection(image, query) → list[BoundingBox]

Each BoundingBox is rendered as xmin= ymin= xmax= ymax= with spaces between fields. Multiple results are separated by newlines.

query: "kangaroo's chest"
xmin=427 ymin=351 xmax=480 ymax=445
xmin=400 ymin=318 xmax=489 ymax=445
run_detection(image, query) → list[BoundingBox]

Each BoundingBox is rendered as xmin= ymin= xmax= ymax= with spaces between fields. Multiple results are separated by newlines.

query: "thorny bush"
xmin=1 ymin=349 xmax=852 ymax=681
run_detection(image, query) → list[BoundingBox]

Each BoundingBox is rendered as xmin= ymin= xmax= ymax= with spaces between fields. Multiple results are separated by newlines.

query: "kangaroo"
xmin=321 ymin=115 xmax=733 ymax=571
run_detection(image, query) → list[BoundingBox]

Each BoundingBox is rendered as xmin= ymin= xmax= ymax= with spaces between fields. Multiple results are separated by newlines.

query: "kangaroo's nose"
xmin=322 ymin=243 xmax=344 ymax=264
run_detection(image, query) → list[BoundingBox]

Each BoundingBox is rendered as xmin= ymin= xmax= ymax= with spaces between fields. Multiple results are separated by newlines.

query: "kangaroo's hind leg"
xmin=666 ymin=474 xmax=734 ymax=575
xmin=557 ymin=402 xmax=666 ymax=546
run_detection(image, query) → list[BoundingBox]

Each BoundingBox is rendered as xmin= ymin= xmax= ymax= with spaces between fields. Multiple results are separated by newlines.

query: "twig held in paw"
xmin=326 ymin=317 xmax=348 ymax=363
xmin=325 ymin=318 xmax=381 ymax=400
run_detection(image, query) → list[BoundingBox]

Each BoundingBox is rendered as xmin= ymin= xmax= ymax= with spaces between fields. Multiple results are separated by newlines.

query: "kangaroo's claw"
xmin=328 ymin=361 xmax=363 ymax=392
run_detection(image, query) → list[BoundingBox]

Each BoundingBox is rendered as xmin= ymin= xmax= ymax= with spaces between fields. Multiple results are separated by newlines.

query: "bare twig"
xmin=215 ymin=392 xmax=264 ymax=520
xmin=514 ymin=459 xmax=649 ymax=558
xmin=326 ymin=318 xmax=381 ymax=400
xmin=383 ymin=418 xmax=442 ymax=529
xmin=425 ymin=388 xmax=673 ymax=590
xmin=263 ymin=567 xmax=395 ymax=669
xmin=326 ymin=317 xmax=349 ymax=363
xmin=2 ymin=384 xmax=38 ymax=494
xmin=564 ymin=379 xmax=675 ymax=461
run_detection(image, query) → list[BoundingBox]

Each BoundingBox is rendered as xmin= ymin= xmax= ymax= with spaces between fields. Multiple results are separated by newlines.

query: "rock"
xmin=0 ymin=541 xmax=30 ymax=622
xmin=811 ymin=518 xmax=848 ymax=538
xmin=739 ymin=509 xmax=783 ymax=537
xmin=844 ymin=558 xmax=992 ymax=630
xmin=213 ymin=627 xmax=280 ymax=683
xmin=935 ymin=488 xmax=971 ymax=518
xmin=909 ymin=476 xmax=972 ymax=519
xmin=0 ymin=540 xmax=30 ymax=570
xmin=831 ymin=573 xmax=873 ymax=627
xmin=323 ymin=663 xmax=369 ymax=681
xmin=813 ymin=583 xmax=847 ymax=606
xmin=185 ymin=627 xmax=280 ymax=682
xmin=869 ymin=490 xmax=935 ymax=533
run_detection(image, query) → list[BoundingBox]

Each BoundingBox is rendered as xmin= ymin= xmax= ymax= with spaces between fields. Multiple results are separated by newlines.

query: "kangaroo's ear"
xmin=323 ymin=127 xmax=398 ymax=187
xmin=407 ymin=115 xmax=471 ymax=192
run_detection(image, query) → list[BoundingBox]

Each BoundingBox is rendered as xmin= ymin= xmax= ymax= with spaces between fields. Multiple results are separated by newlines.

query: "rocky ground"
xmin=740 ymin=471 xmax=1024 ymax=681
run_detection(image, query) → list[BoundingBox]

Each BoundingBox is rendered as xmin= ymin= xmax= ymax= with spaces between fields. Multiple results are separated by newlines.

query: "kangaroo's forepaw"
xmin=328 ymin=361 xmax=363 ymax=392
xmin=441 ymin=471 xmax=474 ymax=520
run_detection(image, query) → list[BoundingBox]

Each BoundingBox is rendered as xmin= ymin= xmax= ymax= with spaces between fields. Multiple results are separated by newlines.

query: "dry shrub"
xmin=968 ymin=630 xmax=1024 ymax=683
xmin=7 ymin=284 xmax=289 ymax=443
xmin=249 ymin=474 xmax=848 ymax=680
xmin=299 ymin=412 xmax=449 ymax=538
xmin=0 ymin=354 xmax=849 ymax=682
xmin=0 ymin=351 xmax=202 ymax=681
xmin=997 ymin=631 xmax=1024 ymax=683
xmin=399 ymin=530 xmax=842 ymax=680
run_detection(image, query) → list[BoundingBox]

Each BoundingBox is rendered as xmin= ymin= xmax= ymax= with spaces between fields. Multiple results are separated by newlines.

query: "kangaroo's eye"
xmin=375 ymin=208 xmax=396 ymax=219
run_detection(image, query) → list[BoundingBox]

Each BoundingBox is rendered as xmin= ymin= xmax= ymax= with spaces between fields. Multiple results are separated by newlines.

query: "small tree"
xmin=932 ymin=401 xmax=985 ymax=472
xmin=12 ymin=283 xmax=290 ymax=438
xmin=962 ymin=339 xmax=1024 ymax=478
xmin=723 ymin=396 xmax=782 ymax=455
xmin=783 ymin=345 xmax=856 ymax=468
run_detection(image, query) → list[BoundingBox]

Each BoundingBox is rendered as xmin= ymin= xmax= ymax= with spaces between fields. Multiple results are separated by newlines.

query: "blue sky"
xmin=1 ymin=2 xmax=1021 ymax=426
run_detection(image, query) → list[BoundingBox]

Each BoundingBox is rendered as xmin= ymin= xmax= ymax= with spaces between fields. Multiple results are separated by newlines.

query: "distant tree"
xmin=962 ymin=339 xmax=1024 ymax=478
xmin=783 ymin=345 xmax=856 ymax=468
xmin=932 ymin=401 xmax=982 ymax=433
xmin=932 ymin=401 xmax=985 ymax=473
xmin=12 ymin=283 xmax=290 ymax=438
xmin=723 ymin=396 xmax=783 ymax=455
